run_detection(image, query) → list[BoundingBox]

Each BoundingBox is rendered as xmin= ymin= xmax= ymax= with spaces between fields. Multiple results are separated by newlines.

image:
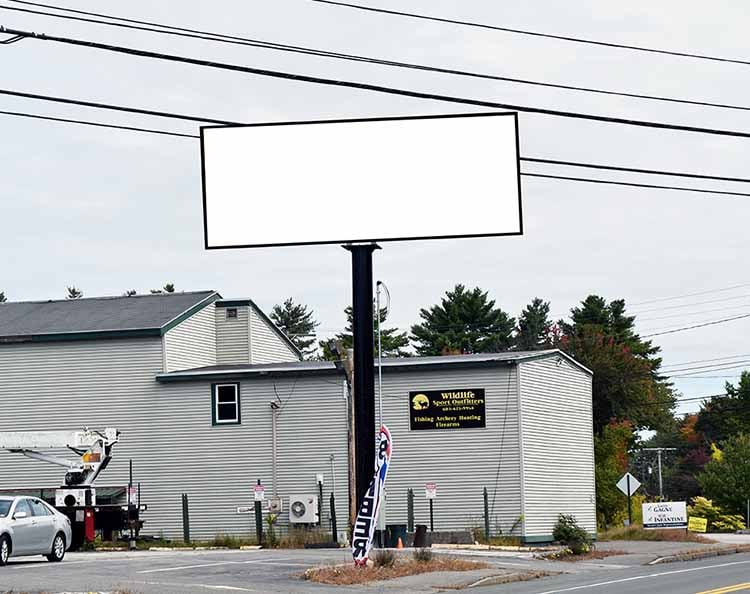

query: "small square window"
xmin=226 ymin=308 xmax=238 ymax=319
xmin=212 ymin=384 xmax=240 ymax=425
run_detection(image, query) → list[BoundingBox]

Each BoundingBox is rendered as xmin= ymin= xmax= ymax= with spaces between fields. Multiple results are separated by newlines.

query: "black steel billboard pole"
xmin=344 ymin=243 xmax=380 ymax=512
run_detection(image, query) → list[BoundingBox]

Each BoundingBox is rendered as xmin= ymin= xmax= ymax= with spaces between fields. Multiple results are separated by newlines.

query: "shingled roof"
xmin=0 ymin=291 xmax=219 ymax=342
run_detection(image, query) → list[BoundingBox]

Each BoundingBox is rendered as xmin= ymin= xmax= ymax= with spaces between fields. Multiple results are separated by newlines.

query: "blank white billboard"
xmin=201 ymin=112 xmax=522 ymax=248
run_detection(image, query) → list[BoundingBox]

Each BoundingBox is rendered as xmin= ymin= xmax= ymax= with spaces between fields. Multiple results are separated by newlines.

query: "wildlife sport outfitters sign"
xmin=409 ymin=389 xmax=486 ymax=431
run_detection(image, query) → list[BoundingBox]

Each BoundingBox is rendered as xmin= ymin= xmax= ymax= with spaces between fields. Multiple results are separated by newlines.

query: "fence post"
xmin=483 ymin=487 xmax=490 ymax=541
xmin=330 ymin=492 xmax=338 ymax=543
xmin=407 ymin=488 xmax=414 ymax=533
xmin=181 ymin=493 xmax=190 ymax=544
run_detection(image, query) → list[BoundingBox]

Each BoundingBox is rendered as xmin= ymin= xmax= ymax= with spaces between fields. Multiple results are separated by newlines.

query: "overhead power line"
xmin=7 ymin=87 xmax=750 ymax=187
xmin=3 ymin=109 xmax=750 ymax=198
xmin=662 ymin=353 xmax=750 ymax=370
xmin=0 ymin=108 xmax=197 ymax=137
xmin=5 ymin=3 xmax=750 ymax=116
xmin=523 ymin=158 xmax=750 ymax=185
xmin=633 ymin=293 xmax=750 ymax=314
xmin=631 ymin=282 xmax=750 ymax=306
xmin=5 ymin=26 xmax=750 ymax=141
xmin=642 ymin=312 xmax=750 ymax=338
xmin=310 ymin=0 xmax=750 ymax=67
xmin=663 ymin=360 xmax=750 ymax=374
xmin=638 ymin=304 xmax=750 ymax=323
xmin=671 ymin=376 xmax=742 ymax=380
xmin=522 ymin=173 xmax=750 ymax=198
xmin=669 ymin=362 xmax=750 ymax=377
xmin=0 ymin=88 xmax=239 ymax=125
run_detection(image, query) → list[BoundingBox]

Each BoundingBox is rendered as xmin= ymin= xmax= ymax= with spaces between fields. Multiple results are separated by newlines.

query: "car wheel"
xmin=0 ymin=535 xmax=10 ymax=566
xmin=46 ymin=533 xmax=65 ymax=563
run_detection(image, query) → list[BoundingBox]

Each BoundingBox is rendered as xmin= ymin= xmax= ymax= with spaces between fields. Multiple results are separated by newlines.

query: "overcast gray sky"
xmin=3 ymin=0 xmax=750 ymax=413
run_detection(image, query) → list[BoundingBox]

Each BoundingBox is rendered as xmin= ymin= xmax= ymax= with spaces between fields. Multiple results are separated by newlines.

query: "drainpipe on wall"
xmin=270 ymin=401 xmax=279 ymax=495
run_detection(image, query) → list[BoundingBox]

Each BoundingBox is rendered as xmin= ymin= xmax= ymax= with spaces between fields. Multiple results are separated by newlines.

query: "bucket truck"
xmin=0 ymin=428 xmax=143 ymax=548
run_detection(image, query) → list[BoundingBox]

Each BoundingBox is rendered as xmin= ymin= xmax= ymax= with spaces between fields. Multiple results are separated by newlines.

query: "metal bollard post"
xmin=429 ymin=499 xmax=434 ymax=532
xmin=407 ymin=488 xmax=414 ymax=533
xmin=181 ymin=493 xmax=190 ymax=544
xmin=483 ymin=487 xmax=490 ymax=541
xmin=330 ymin=492 xmax=338 ymax=543
xmin=254 ymin=479 xmax=264 ymax=546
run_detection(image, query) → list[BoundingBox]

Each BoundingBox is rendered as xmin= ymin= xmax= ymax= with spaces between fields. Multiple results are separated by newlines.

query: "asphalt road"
xmin=502 ymin=554 xmax=750 ymax=594
xmin=0 ymin=548 xmax=746 ymax=593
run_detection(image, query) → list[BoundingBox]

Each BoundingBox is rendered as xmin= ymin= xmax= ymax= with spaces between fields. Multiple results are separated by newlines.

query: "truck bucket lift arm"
xmin=0 ymin=428 xmax=119 ymax=486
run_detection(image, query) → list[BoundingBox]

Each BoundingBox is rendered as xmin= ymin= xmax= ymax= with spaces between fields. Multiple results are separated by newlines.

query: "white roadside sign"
xmin=616 ymin=472 xmax=641 ymax=497
xmin=642 ymin=501 xmax=687 ymax=529
xmin=425 ymin=482 xmax=437 ymax=499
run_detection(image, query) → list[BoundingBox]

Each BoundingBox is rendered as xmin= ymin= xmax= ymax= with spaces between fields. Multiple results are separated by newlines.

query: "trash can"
xmin=413 ymin=524 xmax=429 ymax=548
xmin=385 ymin=524 xmax=408 ymax=548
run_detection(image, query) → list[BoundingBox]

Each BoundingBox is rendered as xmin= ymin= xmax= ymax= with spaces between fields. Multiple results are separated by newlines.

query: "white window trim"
xmin=215 ymin=383 xmax=240 ymax=424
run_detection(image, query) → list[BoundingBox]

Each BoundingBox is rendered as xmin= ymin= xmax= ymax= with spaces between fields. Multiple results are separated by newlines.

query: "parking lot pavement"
xmin=0 ymin=543 xmax=687 ymax=594
xmin=0 ymin=548 xmax=355 ymax=594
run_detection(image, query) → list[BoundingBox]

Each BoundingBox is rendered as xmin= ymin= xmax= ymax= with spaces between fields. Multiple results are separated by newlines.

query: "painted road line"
xmin=696 ymin=584 xmax=750 ymax=594
xmin=138 ymin=557 xmax=287 ymax=574
xmin=136 ymin=580 xmax=257 ymax=592
xmin=531 ymin=560 xmax=750 ymax=594
xmin=258 ymin=561 xmax=318 ymax=567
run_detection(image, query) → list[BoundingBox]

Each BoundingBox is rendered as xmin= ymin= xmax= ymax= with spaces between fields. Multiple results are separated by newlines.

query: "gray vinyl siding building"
xmin=0 ymin=292 xmax=595 ymax=543
xmin=214 ymin=300 xmax=299 ymax=365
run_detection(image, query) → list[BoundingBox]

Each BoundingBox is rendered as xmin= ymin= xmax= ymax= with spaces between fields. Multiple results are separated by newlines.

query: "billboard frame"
xmin=200 ymin=111 xmax=523 ymax=249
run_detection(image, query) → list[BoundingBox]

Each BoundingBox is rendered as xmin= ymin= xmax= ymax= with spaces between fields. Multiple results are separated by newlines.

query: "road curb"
xmin=648 ymin=544 xmax=750 ymax=565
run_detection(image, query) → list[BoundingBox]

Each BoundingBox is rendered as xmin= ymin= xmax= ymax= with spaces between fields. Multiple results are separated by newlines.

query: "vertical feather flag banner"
xmin=352 ymin=425 xmax=392 ymax=565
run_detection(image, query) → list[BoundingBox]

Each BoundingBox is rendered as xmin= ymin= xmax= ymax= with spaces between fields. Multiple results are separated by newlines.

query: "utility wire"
xmin=522 ymin=173 xmax=750 ymax=198
xmin=7 ymin=87 xmax=750 ymax=187
xmin=310 ymin=0 xmax=750 ymax=68
xmin=0 ymin=108 xmax=197 ymax=137
xmin=638 ymin=305 xmax=750 ymax=323
xmin=0 ymin=88 xmax=240 ymax=125
xmin=633 ymin=293 xmax=750 ymax=314
xmin=632 ymin=282 xmax=750 ymax=306
xmin=662 ymin=353 xmax=750 ymax=369
xmin=642 ymin=313 xmax=750 ymax=338
xmin=3 ymin=105 xmax=750 ymax=200
xmin=523 ymin=158 xmax=750 ymax=185
xmin=5 ymin=26 xmax=750 ymax=141
xmin=662 ymin=360 xmax=750 ymax=374
xmin=6 ymin=3 xmax=750 ymax=116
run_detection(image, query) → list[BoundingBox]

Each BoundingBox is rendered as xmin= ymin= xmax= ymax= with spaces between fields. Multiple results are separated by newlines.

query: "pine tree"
xmin=0 ymin=291 xmax=6 ymax=303
xmin=123 ymin=290 xmax=137 ymax=297
xmin=66 ymin=286 xmax=83 ymax=299
xmin=270 ymin=298 xmax=320 ymax=359
xmin=321 ymin=305 xmax=409 ymax=360
xmin=556 ymin=295 xmax=674 ymax=433
xmin=515 ymin=298 xmax=552 ymax=351
xmin=410 ymin=284 xmax=515 ymax=356
xmin=695 ymin=371 xmax=750 ymax=443
xmin=151 ymin=283 xmax=176 ymax=294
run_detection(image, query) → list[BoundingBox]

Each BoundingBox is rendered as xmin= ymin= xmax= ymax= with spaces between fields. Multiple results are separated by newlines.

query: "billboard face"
xmin=201 ymin=112 xmax=522 ymax=248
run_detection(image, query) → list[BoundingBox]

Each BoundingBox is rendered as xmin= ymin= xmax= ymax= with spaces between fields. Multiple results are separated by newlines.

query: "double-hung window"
xmin=212 ymin=383 xmax=241 ymax=425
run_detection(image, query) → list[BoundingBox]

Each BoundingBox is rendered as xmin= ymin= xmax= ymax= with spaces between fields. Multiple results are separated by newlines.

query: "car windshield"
xmin=0 ymin=500 xmax=12 ymax=518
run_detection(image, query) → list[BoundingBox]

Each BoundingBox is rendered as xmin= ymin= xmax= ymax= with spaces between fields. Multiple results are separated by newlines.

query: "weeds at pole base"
xmin=304 ymin=555 xmax=489 ymax=585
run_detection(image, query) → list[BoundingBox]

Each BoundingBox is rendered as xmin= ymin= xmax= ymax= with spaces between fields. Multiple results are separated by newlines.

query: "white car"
xmin=0 ymin=496 xmax=72 ymax=565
